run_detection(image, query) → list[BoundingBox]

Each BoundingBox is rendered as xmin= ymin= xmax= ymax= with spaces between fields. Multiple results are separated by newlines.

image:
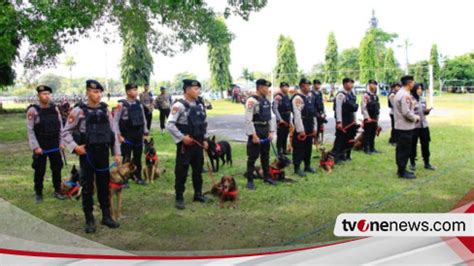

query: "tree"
xmin=308 ymin=63 xmax=326 ymax=83
xmin=63 ymin=56 xmax=76 ymax=89
xmin=429 ymin=44 xmax=441 ymax=88
xmin=241 ymin=68 xmax=255 ymax=82
xmin=208 ymin=18 xmax=233 ymax=98
xmin=274 ymin=35 xmax=299 ymax=85
xmin=324 ymin=32 xmax=338 ymax=84
xmin=3 ymin=1 xmax=268 ymax=86
xmin=382 ymin=48 xmax=401 ymax=84
xmin=359 ymin=32 xmax=377 ymax=83
xmin=441 ymin=52 xmax=474 ymax=86
xmin=170 ymin=72 xmax=197 ymax=92
xmin=120 ymin=30 xmax=154 ymax=86
xmin=338 ymin=48 xmax=359 ymax=81
xmin=409 ymin=60 xmax=429 ymax=85
xmin=0 ymin=2 xmax=20 ymax=89
xmin=39 ymin=74 xmax=62 ymax=92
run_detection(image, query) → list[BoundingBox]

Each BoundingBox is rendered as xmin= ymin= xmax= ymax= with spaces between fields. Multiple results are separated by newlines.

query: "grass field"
xmin=0 ymin=94 xmax=472 ymax=254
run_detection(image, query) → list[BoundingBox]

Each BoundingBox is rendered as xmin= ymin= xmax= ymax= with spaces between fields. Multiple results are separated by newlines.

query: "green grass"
xmin=0 ymin=94 xmax=473 ymax=253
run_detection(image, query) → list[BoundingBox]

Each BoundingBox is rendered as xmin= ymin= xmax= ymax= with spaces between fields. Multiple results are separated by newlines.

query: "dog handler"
xmin=62 ymin=80 xmax=121 ymax=233
xmin=166 ymin=79 xmax=209 ymax=210
xmin=361 ymin=80 xmax=381 ymax=154
xmin=244 ymin=79 xmax=277 ymax=190
xmin=26 ymin=85 xmax=66 ymax=203
xmin=272 ymin=82 xmax=292 ymax=155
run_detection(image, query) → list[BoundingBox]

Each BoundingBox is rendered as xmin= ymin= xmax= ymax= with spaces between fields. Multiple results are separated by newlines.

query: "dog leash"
xmin=85 ymin=153 xmax=118 ymax=172
xmin=41 ymin=147 xmax=60 ymax=155
xmin=124 ymin=138 xmax=143 ymax=147
xmin=186 ymin=138 xmax=217 ymax=186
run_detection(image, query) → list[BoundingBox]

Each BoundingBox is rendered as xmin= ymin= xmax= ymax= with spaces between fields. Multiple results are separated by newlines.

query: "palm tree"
xmin=64 ymin=55 xmax=76 ymax=90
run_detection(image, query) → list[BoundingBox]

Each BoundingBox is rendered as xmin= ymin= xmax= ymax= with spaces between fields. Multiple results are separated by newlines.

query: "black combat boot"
xmin=193 ymin=194 xmax=209 ymax=203
xmin=84 ymin=213 xmax=96 ymax=234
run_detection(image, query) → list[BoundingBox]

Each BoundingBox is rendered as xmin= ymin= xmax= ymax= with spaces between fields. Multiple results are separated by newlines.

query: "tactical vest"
xmin=251 ymin=95 xmax=272 ymax=137
xmin=273 ymin=93 xmax=291 ymax=122
xmin=311 ymin=90 xmax=325 ymax=114
xmin=75 ymin=102 xmax=113 ymax=146
xmin=388 ymin=92 xmax=395 ymax=108
xmin=29 ymin=103 xmax=61 ymax=148
xmin=118 ymin=100 xmax=145 ymax=138
xmin=334 ymin=91 xmax=358 ymax=126
xmin=176 ymin=97 xmax=207 ymax=140
xmin=365 ymin=92 xmax=380 ymax=119
xmin=292 ymin=93 xmax=316 ymax=133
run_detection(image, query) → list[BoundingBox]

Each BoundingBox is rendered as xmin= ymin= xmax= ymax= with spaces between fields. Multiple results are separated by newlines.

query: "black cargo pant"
xmin=363 ymin=120 xmax=378 ymax=152
xmin=389 ymin=114 xmax=398 ymax=144
xmin=396 ymin=129 xmax=414 ymax=175
xmin=175 ymin=141 xmax=204 ymax=201
xmin=245 ymin=125 xmax=270 ymax=182
xmin=276 ymin=120 xmax=290 ymax=155
xmin=121 ymin=136 xmax=143 ymax=181
xmin=144 ymin=107 xmax=153 ymax=131
xmin=32 ymin=138 xmax=63 ymax=196
xmin=332 ymin=123 xmax=357 ymax=161
xmin=79 ymin=145 xmax=111 ymax=221
xmin=293 ymin=121 xmax=314 ymax=170
xmin=410 ymin=127 xmax=431 ymax=165
xmin=159 ymin=108 xmax=170 ymax=130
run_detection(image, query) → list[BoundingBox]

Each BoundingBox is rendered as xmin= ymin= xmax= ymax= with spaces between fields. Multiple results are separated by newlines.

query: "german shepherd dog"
xmin=143 ymin=137 xmax=165 ymax=183
xmin=60 ymin=165 xmax=82 ymax=200
xmin=207 ymin=136 xmax=232 ymax=173
xmin=204 ymin=175 xmax=238 ymax=208
xmin=353 ymin=125 xmax=382 ymax=151
xmin=109 ymin=160 xmax=137 ymax=220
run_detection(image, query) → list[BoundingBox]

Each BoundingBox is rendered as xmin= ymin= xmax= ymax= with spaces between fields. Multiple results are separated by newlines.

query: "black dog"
xmin=207 ymin=136 xmax=232 ymax=173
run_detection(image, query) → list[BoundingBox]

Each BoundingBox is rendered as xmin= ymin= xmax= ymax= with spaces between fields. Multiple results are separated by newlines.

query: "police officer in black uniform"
xmin=291 ymin=78 xmax=317 ymax=177
xmin=311 ymin=79 xmax=327 ymax=146
xmin=331 ymin=78 xmax=359 ymax=164
xmin=114 ymin=83 xmax=149 ymax=185
xmin=361 ymin=80 xmax=381 ymax=154
xmin=244 ymin=79 xmax=277 ymax=189
xmin=166 ymin=80 xmax=209 ymax=210
xmin=62 ymin=80 xmax=121 ymax=233
xmin=272 ymin=82 xmax=292 ymax=155
xmin=26 ymin=85 xmax=66 ymax=203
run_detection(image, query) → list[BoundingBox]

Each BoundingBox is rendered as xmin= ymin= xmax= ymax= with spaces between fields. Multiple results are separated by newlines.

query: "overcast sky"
xmin=16 ymin=0 xmax=474 ymax=82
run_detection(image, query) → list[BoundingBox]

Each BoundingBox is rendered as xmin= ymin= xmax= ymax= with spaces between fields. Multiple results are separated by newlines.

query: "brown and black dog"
xmin=254 ymin=153 xmax=294 ymax=182
xmin=109 ymin=160 xmax=137 ymax=220
xmin=353 ymin=126 xmax=382 ymax=150
xmin=60 ymin=165 xmax=82 ymax=200
xmin=143 ymin=137 xmax=165 ymax=183
xmin=204 ymin=175 xmax=238 ymax=208
xmin=319 ymin=147 xmax=335 ymax=173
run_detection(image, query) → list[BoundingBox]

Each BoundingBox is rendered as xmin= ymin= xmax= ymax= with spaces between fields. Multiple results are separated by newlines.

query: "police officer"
xmin=393 ymin=75 xmax=420 ymax=179
xmin=139 ymin=83 xmax=154 ymax=131
xmin=331 ymin=78 xmax=359 ymax=164
xmin=272 ymin=82 xmax=292 ymax=155
xmin=291 ymin=78 xmax=317 ymax=177
xmin=166 ymin=79 xmax=209 ymax=210
xmin=62 ymin=80 xmax=121 ymax=233
xmin=155 ymin=86 xmax=173 ymax=133
xmin=114 ymin=83 xmax=149 ymax=185
xmin=361 ymin=80 xmax=381 ymax=154
xmin=244 ymin=79 xmax=277 ymax=189
xmin=311 ymin=79 xmax=327 ymax=146
xmin=26 ymin=85 xmax=66 ymax=203
xmin=388 ymin=82 xmax=401 ymax=145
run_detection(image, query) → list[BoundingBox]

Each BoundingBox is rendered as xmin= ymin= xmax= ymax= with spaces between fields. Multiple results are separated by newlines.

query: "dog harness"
xmin=320 ymin=158 xmax=335 ymax=168
xmin=269 ymin=166 xmax=284 ymax=181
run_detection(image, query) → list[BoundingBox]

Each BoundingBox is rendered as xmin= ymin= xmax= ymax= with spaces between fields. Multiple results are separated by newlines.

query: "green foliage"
xmin=0 ymin=2 xmax=20 ymax=88
xmin=324 ymin=32 xmax=338 ymax=84
xmin=241 ymin=68 xmax=255 ymax=82
xmin=368 ymin=28 xmax=398 ymax=80
xmin=359 ymin=32 xmax=377 ymax=83
xmin=308 ymin=63 xmax=326 ymax=83
xmin=274 ymin=35 xmax=299 ymax=85
xmin=120 ymin=29 xmax=154 ymax=86
xmin=441 ymin=52 xmax=474 ymax=86
xmin=208 ymin=18 xmax=233 ymax=94
xmin=382 ymin=48 xmax=402 ymax=84
xmin=38 ymin=74 xmax=63 ymax=93
xmin=338 ymin=48 xmax=359 ymax=81
xmin=430 ymin=44 xmax=441 ymax=81
xmin=409 ymin=60 xmax=429 ymax=85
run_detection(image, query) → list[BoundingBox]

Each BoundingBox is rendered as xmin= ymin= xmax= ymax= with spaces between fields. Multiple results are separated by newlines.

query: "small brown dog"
xmin=109 ymin=161 xmax=137 ymax=220
xmin=319 ymin=146 xmax=335 ymax=173
xmin=204 ymin=175 xmax=238 ymax=208
xmin=353 ymin=126 xmax=382 ymax=151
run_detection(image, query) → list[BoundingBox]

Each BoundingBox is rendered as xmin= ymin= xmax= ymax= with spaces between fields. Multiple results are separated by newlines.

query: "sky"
xmin=15 ymin=0 xmax=474 ymax=83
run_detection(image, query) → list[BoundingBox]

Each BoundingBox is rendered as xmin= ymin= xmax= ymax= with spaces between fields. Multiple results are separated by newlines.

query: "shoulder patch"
xmin=67 ymin=113 xmax=76 ymax=124
xmin=246 ymin=100 xmax=254 ymax=109
xmin=27 ymin=111 xmax=34 ymax=121
xmin=171 ymin=105 xmax=179 ymax=115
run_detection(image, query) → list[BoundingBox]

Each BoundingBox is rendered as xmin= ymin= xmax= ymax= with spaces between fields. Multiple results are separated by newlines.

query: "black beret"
xmin=342 ymin=77 xmax=355 ymax=84
xmin=256 ymin=79 xmax=271 ymax=87
xmin=125 ymin=83 xmax=138 ymax=90
xmin=160 ymin=86 xmax=166 ymax=91
xmin=86 ymin=80 xmax=104 ymax=91
xmin=400 ymin=75 xmax=414 ymax=85
xmin=313 ymin=79 xmax=322 ymax=85
xmin=280 ymin=82 xmax=289 ymax=88
xmin=368 ymin=79 xmax=378 ymax=85
xmin=299 ymin=78 xmax=311 ymax=85
xmin=36 ymin=85 xmax=52 ymax=93
xmin=183 ymin=79 xmax=201 ymax=91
